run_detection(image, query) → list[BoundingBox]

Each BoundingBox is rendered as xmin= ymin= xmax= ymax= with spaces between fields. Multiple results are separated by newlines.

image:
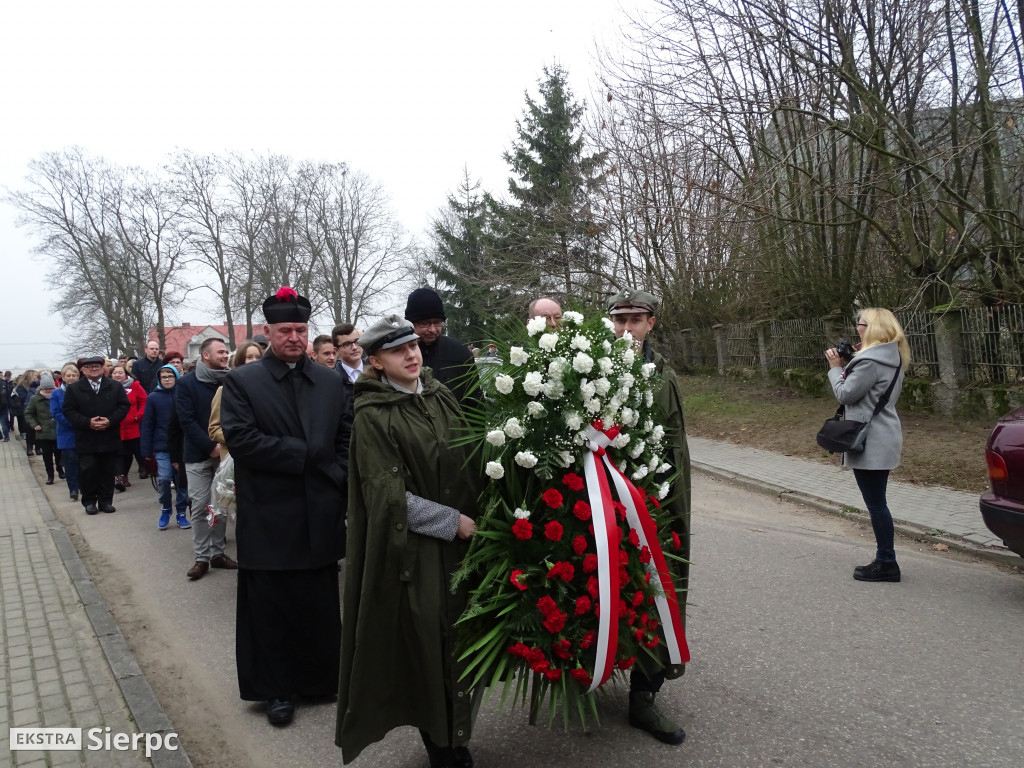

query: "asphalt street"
xmin=40 ymin=468 xmax=1024 ymax=768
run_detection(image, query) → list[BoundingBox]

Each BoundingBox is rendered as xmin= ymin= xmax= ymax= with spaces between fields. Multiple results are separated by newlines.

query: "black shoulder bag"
xmin=816 ymin=365 xmax=900 ymax=454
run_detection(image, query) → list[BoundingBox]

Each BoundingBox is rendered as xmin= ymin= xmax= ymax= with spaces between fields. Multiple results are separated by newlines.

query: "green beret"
xmin=607 ymin=288 xmax=659 ymax=315
xmin=359 ymin=315 xmax=420 ymax=354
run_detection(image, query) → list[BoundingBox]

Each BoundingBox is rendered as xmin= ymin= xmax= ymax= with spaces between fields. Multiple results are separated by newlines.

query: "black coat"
xmin=419 ymin=334 xmax=481 ymax=409
xmin=62 ymin=377 xmax=130 ymax=454
xmin=221 ymin=352 xmax=353 ymax=570
xmin=174 ymin=371 xmax=220 ymax=463
xmin=132 ymin=355 xmax=164 ymax=393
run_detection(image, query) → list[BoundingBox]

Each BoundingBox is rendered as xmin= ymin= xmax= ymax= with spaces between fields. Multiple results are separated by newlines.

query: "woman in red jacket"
xmin=111 ymin=364 xmax=148 ymax=491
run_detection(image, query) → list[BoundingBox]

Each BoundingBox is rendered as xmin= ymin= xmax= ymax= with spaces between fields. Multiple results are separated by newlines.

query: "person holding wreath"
xmin=336 ymin=315 xmax=479 ymax=768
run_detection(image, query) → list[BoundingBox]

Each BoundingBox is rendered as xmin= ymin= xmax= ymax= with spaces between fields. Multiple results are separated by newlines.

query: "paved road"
xmin=37 ymin=461 xmax=1024 ymax=768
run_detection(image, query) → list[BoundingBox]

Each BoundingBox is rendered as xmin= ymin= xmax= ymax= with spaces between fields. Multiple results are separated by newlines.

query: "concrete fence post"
xmin=932 ymin=308 xmax=966 ymax=414
xmin=755 ymin=321 xmax=770 ymax=378
xmin=680 ymin=328 xmax=692 ymax=368
xmin=713 ymin=324 xmax=726 ymax=375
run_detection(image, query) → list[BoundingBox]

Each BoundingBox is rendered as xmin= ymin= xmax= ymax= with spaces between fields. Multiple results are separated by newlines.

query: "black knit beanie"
xmin=404 ymin=288 xmax=446 ymax=322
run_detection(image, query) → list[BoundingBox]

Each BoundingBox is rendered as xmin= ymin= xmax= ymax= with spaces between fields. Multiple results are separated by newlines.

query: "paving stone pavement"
xmin=689 ymin=436 xmax=1006 ymax=550
xmin=0 ymin=437 xmax=188 ymax=767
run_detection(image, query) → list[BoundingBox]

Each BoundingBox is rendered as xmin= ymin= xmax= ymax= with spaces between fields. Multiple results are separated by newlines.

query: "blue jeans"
xmin=853 ymin=469 xmax=896 ymax=562
xmin=156 ymin=452 xmax=189 ymax=514
xmin=62 ymin=448 xmax=80 ymax=494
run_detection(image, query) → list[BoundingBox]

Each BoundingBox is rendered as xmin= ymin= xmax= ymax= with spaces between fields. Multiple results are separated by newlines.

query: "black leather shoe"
xmin=85 ymin=504 xmax=99 ymax=515
xmin=266 ymin=698 xmax=294 ymax=726
xmin=45 ymin=478 xmax=54 ymax=485
xmin=452 ymin=746 xmax=473 ymax=768
xmin=853 ymin=559 xmax=901 ymax=582
xmin=99 ymin=502 xmax=116 ymax=514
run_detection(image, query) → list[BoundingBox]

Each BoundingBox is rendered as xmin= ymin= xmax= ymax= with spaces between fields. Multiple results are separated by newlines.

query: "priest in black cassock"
xmin=221 ymin=286 xmax=353 ymax=727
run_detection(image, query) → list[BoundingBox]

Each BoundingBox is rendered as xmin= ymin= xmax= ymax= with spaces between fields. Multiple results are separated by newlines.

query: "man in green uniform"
xmin=608 ymin=287 xmax=692 ymax=746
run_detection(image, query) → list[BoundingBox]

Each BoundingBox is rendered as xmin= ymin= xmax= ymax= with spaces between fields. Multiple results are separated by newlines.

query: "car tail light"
xmin=986 ymin=448 xmax=1008 ymax=483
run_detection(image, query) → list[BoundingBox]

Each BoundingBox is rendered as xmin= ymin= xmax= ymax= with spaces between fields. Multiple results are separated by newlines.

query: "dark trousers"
xmin=35 ymin=439 xmax=61 ymax=480
xmin=630 ymin=667 xmax=666 ymax=693
xmin=79 ymin=451 xmax=118 ymax=507
xmin=853 ymin=468 xmax=896 ymax=562
xmin=118 ymin=437 xmax=143 ymax=476
xmin=62 ymin=447 xmax=80 ymax=494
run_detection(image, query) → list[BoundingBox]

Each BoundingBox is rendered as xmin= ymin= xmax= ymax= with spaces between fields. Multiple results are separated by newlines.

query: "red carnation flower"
xmin=648 ymin=494 xmax=661 ymax=509
xmin=530 ymin=659 xmax=550 ymax=674
xmin=583 ymin=554 xmax=598 ymax=573
xmin=542 ymin=610 xmax=567 ymax=634
xmin=275 ymin=286 xmax=298 ymax=301
xmin=508 ymin=642 xmax=530 ymax=658
xmin=632 ymin=590 xmax=644 ymax=607
xmin=616 ymin=657 xmax=636 ymax=670
xmin=618 ymin=566 xmax=629 ymax=588
xmin=639 ymin=545 xmax=652 ymax=565
xmin=551 ymin=639 xmax=572 ymax=660
xmin=544 ymin=521 xmax=564 ymax=541
xmin=618 ymin=598 xmax=628 ymax=615
xmin=572 ymin=500 xmax=591 ymax=521
xmin=572 ymin=535 xmax=588 ymax=555
xmin=542 ymin=488 xmax=563 ymax=508
xmin=537 ymin=596 xmax=558 ymax=616
xmin=626 ymin=608 xmax=637 ymax=626
xmin=544 ymin=668 xmax=562 ymax=681
xmin=672 ymin=531 xmax=681 ymax=550
xmin=574 ymin=595 xmax=591 ymax=616
xmin=546 ymin=561 xmax=574 ymax=583
xmin=512 ymin=519 xmax=533 ymax=540
xmin=594 ymin=602 xmax=600 ymax=618
xmin=644 ymin=637 xmax=660 ymax=649
xmin=618 ymin=549 xmax=629 ymax=565
xmin=524 ymin=647 xmax=546 ymax=664
xmin=612 ymin=501 xmax=627 ymax=520
xmin=587 ymin=575 xmax=600 ymax=599
xmin=510 ymin=569 xmax=528 ymax=591
xmin=644 ymin=571 xmax=652 ymax=584
xmin=628 ymin=528 xmax=640 ymax=548
xmin=639 ymin=612 xmax=650 ymax=627
xmin=634 ymin=628 xmax=646 ymax=643
xmin=580 ymin=630 xmax=596 ymax=649
xmin=562 ymin=473 xmax=585 ymax=491
xmin=570 ymin=668 xmax=592 ymax=686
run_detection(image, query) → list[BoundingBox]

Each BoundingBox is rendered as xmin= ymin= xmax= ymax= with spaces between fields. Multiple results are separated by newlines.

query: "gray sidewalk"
xmin=0 ymin=437 xmax=188 ymax=767
xmin=689 ymin=436 xmax=1010 ymax=556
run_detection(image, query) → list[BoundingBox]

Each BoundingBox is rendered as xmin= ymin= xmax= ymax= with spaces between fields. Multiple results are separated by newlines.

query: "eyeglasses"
xmin=335 ymin=340 xmax=360 ymax=350
xmin=413 ymin=320 xmax=444 ymax=329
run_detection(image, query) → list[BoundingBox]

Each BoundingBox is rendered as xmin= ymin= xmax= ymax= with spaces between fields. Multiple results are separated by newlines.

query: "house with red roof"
xmin=147 ymin=323 xmax=253 ymax=362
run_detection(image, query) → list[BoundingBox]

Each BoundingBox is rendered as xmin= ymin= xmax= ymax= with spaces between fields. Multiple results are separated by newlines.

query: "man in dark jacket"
xmin=133 ymin=339 xmax=164 ymax=393
xmin=62 ymin=355 xmax=130 ymax=514
xmin=221 ymin=286 xmax=353 ymax=727
xmin=176 ymin=338 xmax=235 ymax=580
xmin=0 ymin=372 xmax=9 ymax=441
xmin=404 ymin=287 xmax=481 ymax=409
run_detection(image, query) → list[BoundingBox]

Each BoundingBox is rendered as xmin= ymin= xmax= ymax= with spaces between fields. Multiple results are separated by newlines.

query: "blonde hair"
xmin=60 ymin=363 xmax=78 ymax=378
xmin=855 ymin=308 xmax=911 ymax=370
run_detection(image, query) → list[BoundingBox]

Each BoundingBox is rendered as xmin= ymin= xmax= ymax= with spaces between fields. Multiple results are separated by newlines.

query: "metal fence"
xmin=961 ymin=305 xmax=1024 ymax=384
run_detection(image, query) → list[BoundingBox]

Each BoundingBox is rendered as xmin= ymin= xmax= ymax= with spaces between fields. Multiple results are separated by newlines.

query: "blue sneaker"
xmin=176 ymin=511 xmax=192 ymax=530
xmin=158 ymin=509 xmax=171 ymax=531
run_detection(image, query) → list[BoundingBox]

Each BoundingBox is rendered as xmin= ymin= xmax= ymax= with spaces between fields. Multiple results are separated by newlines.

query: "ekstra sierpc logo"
xmin=9 ymin=727 xmax=179 ymax=757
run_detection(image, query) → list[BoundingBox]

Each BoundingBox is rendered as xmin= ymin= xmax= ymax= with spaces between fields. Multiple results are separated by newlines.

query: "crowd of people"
xmin=2 ymin=284 xmax=911 ymax=768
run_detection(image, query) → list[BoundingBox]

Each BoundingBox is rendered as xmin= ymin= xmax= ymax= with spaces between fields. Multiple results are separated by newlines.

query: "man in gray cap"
xmin=222 ymin=286 xmax=352 ymax=727
xmin=404 ymin=287 xmax=480 ymax=408
xmin=607 ymin=287 xmax=692 ymax=746
xmin=62 ymin=355 xmax=131 ymax=515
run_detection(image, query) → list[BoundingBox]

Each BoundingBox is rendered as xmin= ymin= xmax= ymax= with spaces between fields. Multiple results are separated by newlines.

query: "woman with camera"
xmin=825 ymin=308 xmax=910 ymax=582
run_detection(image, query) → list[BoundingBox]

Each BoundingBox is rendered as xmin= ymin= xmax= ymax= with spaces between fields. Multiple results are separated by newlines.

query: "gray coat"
xmin=827 ymin=341 xmax=904 ymax=470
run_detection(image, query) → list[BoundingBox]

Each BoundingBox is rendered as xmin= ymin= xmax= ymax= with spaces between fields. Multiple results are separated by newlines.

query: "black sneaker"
xmin=853 ymin=559 xmax=901 ymax=582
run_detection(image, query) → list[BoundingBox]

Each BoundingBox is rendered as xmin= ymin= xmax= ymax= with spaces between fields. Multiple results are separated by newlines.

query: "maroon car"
xmin=981 ymin=406 xmax=1024 ymax=557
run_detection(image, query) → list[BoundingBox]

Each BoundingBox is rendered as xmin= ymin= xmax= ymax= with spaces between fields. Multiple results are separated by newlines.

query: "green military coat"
xmin=25 ymin=393 xmax=58 ymax=441
xmin=647 ymin=343 xmax=692 ymax=678
xmin=336 ymin=370 xmax=480 ymax=764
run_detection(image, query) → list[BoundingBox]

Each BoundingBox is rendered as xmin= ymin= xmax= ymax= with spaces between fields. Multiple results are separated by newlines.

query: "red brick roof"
xmin=147 ymin=324 xmax=253 ymax=356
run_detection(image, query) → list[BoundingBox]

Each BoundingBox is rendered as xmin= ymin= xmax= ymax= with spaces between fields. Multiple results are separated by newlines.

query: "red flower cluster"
xmin=562 ymin=473 xmax=585 ymax=491
xmin=671 ymin=531 xmax=681 ymax=550
xmin=542 ymin=488 xmax=563 ymax=508
xmin=572 ymin=500 xmax=591 ymax=521
xmin=544 ymin=521 xmax=563 ymax=541
xmin=639 ymin=545 xmax=652 ymax=564
xmin=616 ymin=656 xmax=636 ymax=670
xmin=648 ymin=494 xmax=661 ymax=509
xmin=537 ymin=596 xmax=567 ymax=634
xmin=631 ymin=590 xmax=645 ymax=607
xmin=572 ymin=535 xmax=588 ymax=555
xmin=612 ymin=501 xmax=627 ymax=521
xmin=508 ymin=642 xmax=558 ymax=675
xmin=546 ymin=561 xmax=574 ymax=583
xmin=569 ymin=668 xmax=592 ymax=687
xmin=574 ymin=595 xmax=592 ymax=615
xmin=582 ymin=554 xmax=598 ymax=573
xmin=627 ymin=528 xmax=641 ymax=548
xmin=551 ymin=638 xmax=572 ymax=660
xmin=510 ymin=569 xmax=528 ymax=591
xmin=512 ymin=519 xmax=533 ymax=540
xmin=580 ymin=630 xmax=596 ymax=649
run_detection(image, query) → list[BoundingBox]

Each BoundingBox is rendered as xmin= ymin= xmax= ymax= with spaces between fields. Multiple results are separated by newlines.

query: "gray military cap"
xmin=607 ymin=288 xmax=659 ymax=315
xmin=359 ymin=314 xmax=420 ymax=354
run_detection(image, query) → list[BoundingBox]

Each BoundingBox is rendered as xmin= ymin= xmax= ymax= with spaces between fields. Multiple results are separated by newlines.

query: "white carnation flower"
xmin=494 ymin=374 xmax=515 ymax=395
xmin=570 ymin=334 xmax=591 ymax=351
xmin=542 ymin=380 xmax=564 ymax=399
xmin=486 ymin=429 xmax=506 ymax=447
xmin=573 ymin=352 xmax=594 ymax=374
xmin=564 ymin=412 xmax=583 ymax=430
xmin=632 ymin=465 xmax=649 ymax=481
xmin=547 ymin=359 xmax=564 ymax=377
xmin=514 ymin=451 xmax=539 ymax=468
xmin=563 ymin=310 xmax=584 ymax=325
xmin=645 ymin=391 xmax=654 ymax=407
xmin=509 ymin=346 xmax=530 ymax=366
xmin=593 ymin=377 xmax=611 ymax=396
xmin=621 ymin=330 xmax=634 ymax=344
xmin=513 ymin=507 xmax=531 ymax=519
xmin=526 ymin=316 xmax=547 ymax=336
xmin=598 ymin=356 xmax=614 ymax=374
xmin=526 ymin=401 xmax=546 ymax=418
xmin=623 ymin=348 xmax=635 ymax=366
xmin=486 ymin=461 xmax=505 ymax=480
xmin=503 ymin=417 xmax=526 ymax=439
xmin=658 ymin=482 xmax=670 ymax=500
xmin=649 ymin=456 xmax=659 ymax=472
xmin=585 ymin=397 xmax=602 ymax=414
xmin=641 ymin=362 xmax=656 ymax=379
xmin=611 ymin=432 xmax=631 ymax=448
xmin=644 ymin=419 xmax=654 ymax=432
xmin=602 ymin=317 xmax=616 ymax=332
xmin=630 ymin=440 xmax=646 ymax=459
xmin=658 ymin=462 xmax=672 ymax=473
xmin=652 ymin=425 xmax=665 ymax=442
xmin=602 ymin=339 xmax=612 ymax=353
xmin=580 ymin=381 xmax=596 ymax=400
xmin=522 ymin=371 xmax=544 ymax=396
xmin=539 ymin=333 xmax=559 ymax=351
xmin=558 ymin=451 xmax=574 ymax=467
xmin=621 ymin=407 xmax=635 ymax=425
xmin=619 ymin=372 xmax=635 ymax=388
xmin=626 ymin=409 xmax=640 ymax=427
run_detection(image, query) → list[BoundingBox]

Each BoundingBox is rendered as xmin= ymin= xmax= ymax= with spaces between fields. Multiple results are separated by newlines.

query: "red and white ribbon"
xmin=581 ymin=422 xmax=689 ymax=692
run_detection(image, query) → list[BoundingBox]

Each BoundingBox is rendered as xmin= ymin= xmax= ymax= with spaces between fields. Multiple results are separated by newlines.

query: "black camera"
xmin=834 ymin=338 xmax=856 ymax=363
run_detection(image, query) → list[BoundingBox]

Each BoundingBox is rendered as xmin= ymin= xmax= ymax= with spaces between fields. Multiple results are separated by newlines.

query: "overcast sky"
xmin=0 ymin=0 xmax=637 ymax=370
